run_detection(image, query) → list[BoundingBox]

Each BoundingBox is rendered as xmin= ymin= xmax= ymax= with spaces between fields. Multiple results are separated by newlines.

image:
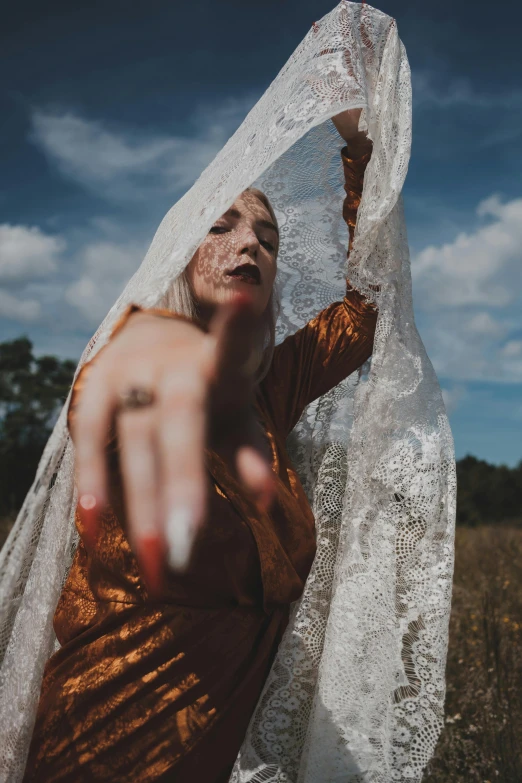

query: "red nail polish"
xmin=139 ymin=536 xmax=165 ymax=599
xmin=256 ymin=478 xmax=276 ymax=514
xmin=78 ymin=493 xmax=100 ymax=548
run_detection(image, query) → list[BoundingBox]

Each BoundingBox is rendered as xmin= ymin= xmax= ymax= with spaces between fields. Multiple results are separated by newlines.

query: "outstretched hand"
xmin=72 ymin=292 xmax=275 ymax=595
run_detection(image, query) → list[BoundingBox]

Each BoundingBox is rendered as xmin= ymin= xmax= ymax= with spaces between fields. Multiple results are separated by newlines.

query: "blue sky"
xmin=1 ymin=0 xmax=521 ymax=467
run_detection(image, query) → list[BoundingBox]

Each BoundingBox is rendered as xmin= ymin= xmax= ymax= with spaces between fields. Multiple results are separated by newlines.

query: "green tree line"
xmin=0 ymin=337 xmax=520 ymax=525
xmin=0 ymin=337 xmax=76 ymax=516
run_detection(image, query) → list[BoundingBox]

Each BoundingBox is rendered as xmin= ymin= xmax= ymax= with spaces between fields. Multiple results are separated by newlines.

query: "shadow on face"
xmin=186 ymin=190 xmax=279 ymax=318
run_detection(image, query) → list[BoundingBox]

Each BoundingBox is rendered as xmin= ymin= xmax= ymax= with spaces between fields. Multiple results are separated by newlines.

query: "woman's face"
xmin=186 ymin=190 xmax=278 ymax=317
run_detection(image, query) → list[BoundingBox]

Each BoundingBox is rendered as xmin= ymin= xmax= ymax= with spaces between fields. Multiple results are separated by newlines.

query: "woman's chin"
xmin=219 ymin=281 xmax=267 ymax=314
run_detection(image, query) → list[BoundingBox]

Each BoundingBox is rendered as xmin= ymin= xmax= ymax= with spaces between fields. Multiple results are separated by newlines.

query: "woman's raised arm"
xmin=258 ymin=117 xmax=378 ymax=436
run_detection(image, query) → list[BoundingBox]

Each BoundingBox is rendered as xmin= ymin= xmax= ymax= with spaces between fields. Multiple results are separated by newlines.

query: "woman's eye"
xmin=261 ymin=239 xmax=275 ymax=252
xmin=209 ymin=226 xmax=229 ymax=235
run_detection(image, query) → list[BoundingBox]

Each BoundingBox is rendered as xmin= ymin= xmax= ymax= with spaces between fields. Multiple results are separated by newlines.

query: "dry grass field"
xmin=424 ymin=526 xmax=522 ymax=782
xmin=1 ymin=519 xmax=520 ymax=779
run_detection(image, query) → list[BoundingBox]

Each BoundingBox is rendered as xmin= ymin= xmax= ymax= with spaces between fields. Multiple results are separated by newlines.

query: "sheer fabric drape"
xmin=0 ymin=3 xmax=455 ymax=781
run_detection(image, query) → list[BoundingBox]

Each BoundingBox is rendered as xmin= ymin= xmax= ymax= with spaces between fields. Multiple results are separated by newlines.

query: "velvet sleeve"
xmin=258 ymin=145 xmax=378 ymax=437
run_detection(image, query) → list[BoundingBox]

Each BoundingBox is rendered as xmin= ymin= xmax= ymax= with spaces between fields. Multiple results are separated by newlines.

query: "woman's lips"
xmin=228 ymin=274 xmax=260 ymax=286
xmin=226 ymin=263 xmax=261 ymax=285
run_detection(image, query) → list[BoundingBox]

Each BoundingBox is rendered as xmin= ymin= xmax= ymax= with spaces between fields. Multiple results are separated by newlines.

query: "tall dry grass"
xmin=424 ymin=526 xmax=522 ymax=782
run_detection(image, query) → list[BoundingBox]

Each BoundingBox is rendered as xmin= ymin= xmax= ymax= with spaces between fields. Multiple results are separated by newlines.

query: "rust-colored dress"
xmin=23 ymin=148 xmax=377 ymax=783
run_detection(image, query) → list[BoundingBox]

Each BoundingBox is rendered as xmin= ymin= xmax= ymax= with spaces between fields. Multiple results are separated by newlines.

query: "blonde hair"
xmin=163 ymin=188 xmax=280 ymax=384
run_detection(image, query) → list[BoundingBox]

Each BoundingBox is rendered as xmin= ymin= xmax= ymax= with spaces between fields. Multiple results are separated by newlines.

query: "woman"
xmin=22 ymin=109 xmax=377 ymax=782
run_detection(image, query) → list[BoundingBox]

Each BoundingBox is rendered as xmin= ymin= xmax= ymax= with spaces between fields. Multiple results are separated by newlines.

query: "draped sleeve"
xmin=258 ymin=145 xmax=378 ymax=437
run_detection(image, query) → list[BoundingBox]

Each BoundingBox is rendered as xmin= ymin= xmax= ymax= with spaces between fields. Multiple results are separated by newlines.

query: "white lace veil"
xmin=0 ymin=3 xmax=456 ymax=781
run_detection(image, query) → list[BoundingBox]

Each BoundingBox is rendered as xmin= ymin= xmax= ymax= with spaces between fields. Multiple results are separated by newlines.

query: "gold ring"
xmin=117 ymin=386 xmax=155 ymax=412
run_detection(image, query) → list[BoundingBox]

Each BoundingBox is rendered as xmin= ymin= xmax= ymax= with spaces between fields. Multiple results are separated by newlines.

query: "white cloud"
xmin=466 ymin=311 xmax=506 ymax=339
xmin=418 ymin=303 xmax=522 ymax=383
xmin=412 ymin=194 xmax=522 ymax=310
xmin=441 ymin=384 xmax=467 ymax=414
xmin=502 ymin=340 xmax=522 ymax=358
xmin=412 ymin=192 xmax=522 ymax=383
xmin=419 ymin=317 xmax=522 ymax=383
xmin=412 ymin=70 xmax=522 ymax=111
xmin=0 ymin=288 xmax=41 ymax=321
xmin=0 ymin=224 xmax=65 ymax=281
xmin=65 ymin=239 xmax=147 ymax=324
xmin=29 ymin=96 xmax=256 ymax=203
xmin=421 ymin=313 xmax=498 ymax=382
xmin=411 ymin=70 xmax=522 ymax=152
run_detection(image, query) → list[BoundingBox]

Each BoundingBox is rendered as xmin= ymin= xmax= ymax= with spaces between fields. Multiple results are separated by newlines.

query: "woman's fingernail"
xmin=79 ymin=493 xmax=97 ymax=510
xmin=166 ymin=507 xmax=196 ymax=572
xmin=257 ymin=481 xmax=276 ymax=513
xmin=139 ymin=536 xmax=165 ymax=598
xmin=78 ymin=493 xmax=100 ymax=547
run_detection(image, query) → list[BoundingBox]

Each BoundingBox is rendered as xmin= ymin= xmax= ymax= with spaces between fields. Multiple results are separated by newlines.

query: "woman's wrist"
xmin=343 ymin=133 xmax=373 ymax=160
xmin=331 ymin=109 xmax=373 ymax=158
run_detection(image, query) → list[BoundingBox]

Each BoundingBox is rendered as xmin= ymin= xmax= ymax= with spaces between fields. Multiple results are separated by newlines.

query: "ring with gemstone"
xmin=117 ymin=386 xmax=155 ymax=412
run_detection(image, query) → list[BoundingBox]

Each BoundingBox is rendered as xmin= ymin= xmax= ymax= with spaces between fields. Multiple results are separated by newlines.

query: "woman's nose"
xmin=236 ymin=226 xmax=259 ymax=257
